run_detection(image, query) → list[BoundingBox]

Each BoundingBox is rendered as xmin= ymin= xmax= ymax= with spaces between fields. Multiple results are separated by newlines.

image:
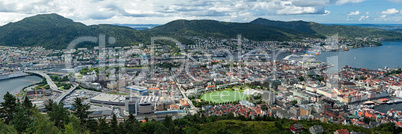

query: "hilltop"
xmin=0 ymin=14 xmax=401 ymax=49
xmin=250 ymin=18 xmax=402 ymax=40
xmin=147 ymin=19 xmax=324 ymax=41
xmin=0 ymin=14 xmax=151 ymax=49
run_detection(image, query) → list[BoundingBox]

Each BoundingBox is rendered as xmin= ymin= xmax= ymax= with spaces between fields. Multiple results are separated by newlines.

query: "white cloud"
xmin=0 ymin=0 xmax=367 ymax=25
xmin=334 ymin=0 xmax=365 ymax=5
xmin=388 ymin=0 xmax=402 ymax=3
xmin=347 ymin=11 xmax=360 ymax=15
xmin=380 ymin=15 xmax=387 ymax=18
xmin=358 ymin=15 xmax=369 ymax=21
xmin=381 ymin=8 xmax=399 ymax=14
xmin=365 ymin=12 xmax=369 ymax=14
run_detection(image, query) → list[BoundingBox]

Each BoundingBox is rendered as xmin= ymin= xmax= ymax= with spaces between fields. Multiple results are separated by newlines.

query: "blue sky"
xmin=0 ymin=0 xmax=401 ymax=25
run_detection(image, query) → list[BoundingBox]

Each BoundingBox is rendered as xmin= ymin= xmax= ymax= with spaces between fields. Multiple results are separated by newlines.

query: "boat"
xmin=0 ymin=71 xmax=27 ymax=81
xmin=283 ymin=54 xmax=316 ymax=61
xmin=394 ymin=100 xmax=402 ymax=104
xmin=305 ymin=50 xmax=320 ymax=55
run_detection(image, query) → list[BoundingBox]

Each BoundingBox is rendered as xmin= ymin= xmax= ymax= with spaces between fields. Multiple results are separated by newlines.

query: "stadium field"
xmin=201 ymin=90 xmax=248 ymax=103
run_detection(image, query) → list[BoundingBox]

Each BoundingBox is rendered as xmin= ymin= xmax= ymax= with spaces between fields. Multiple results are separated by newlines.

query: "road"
xmin=25 ymin=71 xmax=58 ymax=91
xmin=54 ymin=83 xmax=78 ymax=104
xmin=170 ymin=72 xmax=198 ymax=114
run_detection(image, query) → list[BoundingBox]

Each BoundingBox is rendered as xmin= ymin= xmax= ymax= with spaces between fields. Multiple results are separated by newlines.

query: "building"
xmin=334 ymin=129 xmax=349 ymax=134
xmin=239 ymin=100 xmax=255 ymax=107
xmin=262 ymin=91 xmax=275 ymax=105
xmin=290 ymin=123 xmax=304 ymax=133
xmin=300 ymin=105 xmax=311 ymax=116
xmin=125 ymin=97 xmax=138 ymax=115
xmin=290 ymin=106 xmax=300 ymax=116
xmin=89 ymin=110 xmax=113 ymax=118
xmin=126 ymin=85 xmax=148 ymax=95
xmin=309 ymin=125 xmax=323 ymax=134
xmin=107 ymin=81 xmax=118 ymax=89
xmin=90 ymin=93 xmax=126 ymax=106
xmin=138 ymin=102 xmax=153 ymax=114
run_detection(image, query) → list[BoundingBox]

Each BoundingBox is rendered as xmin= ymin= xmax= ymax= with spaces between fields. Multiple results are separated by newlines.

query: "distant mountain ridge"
xmin=147 ymin=19 xmax=324 ymax=41
xmin=250 ymin=18 xmax=402 ymax=40
xmin=0 ymin=13 xmax=401 ymax=49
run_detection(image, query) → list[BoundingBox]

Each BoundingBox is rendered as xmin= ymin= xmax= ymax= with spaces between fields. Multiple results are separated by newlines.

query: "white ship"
xmin=283 ymin=54 xmax=316 ymax=61
xmin=0 ymin=71 xmax=27 ymax=80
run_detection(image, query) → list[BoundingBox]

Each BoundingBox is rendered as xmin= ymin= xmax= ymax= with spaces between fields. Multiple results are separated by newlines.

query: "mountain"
xmin=0 ymin=13 xmax=151 ymax=49
xmin=1 ymin=14 xmax=401 ymax=49
xmin=250 ymin=18 xmax=402 ymax=40
xmin=148 ymin=19 xmax=324 ymax=41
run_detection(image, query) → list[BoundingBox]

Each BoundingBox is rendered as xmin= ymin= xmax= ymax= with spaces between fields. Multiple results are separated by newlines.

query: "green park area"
xmin=201 ymin=90 xmax=248 ymax=103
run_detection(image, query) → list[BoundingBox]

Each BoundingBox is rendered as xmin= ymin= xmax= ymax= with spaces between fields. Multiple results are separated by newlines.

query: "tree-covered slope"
xmin=1 ymin=14 xmax=400 ymax=50
xmin=250 ymin=18 xmax=402 ymax=40
xmin=148 ymin=19 xmax=324 ymax=41
xmin=0 ymin=14 xmax=151 ymax=49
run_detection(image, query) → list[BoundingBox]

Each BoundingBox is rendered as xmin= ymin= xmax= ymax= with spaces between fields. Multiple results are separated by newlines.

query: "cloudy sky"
xmin=0 ymin=0 xmax=402 ymax=26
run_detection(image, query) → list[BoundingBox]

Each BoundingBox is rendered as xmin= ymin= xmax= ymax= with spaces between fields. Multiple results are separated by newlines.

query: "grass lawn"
xmin=201 ymin=90 xmax=248 ymax=103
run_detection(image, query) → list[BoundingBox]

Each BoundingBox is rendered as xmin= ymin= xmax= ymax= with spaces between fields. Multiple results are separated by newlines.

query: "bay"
xmin=316 ymin=41 xmax=402 ymax=70
xmin=0 ymin=75 xmax=42 ymax=102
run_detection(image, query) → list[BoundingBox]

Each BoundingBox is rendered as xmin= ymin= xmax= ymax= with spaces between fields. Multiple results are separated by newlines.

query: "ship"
xmin=0 ymin=71 xmax=28 ymax=81
xmin=283 ymin=54 xmax=316 ymax=61
xmin=305 ymin=50 xmax=320 ymax=55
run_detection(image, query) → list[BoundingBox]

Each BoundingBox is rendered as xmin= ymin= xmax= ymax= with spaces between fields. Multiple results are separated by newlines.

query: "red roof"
xmin=335 ymin=129 xmax=349 ymax=134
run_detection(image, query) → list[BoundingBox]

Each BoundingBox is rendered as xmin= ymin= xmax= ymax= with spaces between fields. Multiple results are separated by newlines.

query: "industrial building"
xmin=90 ymin=93 xmax=126 ymax=106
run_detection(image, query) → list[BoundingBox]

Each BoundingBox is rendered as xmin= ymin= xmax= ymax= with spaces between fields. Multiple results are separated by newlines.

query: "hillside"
xmin=0 ymin=14 xmax=401 ymax=49
xmin=250 ymin=18 xmax=402 ymax=40
xmin=148 ymin=19 xmax=324 ymax=41
xmin=0 ymin=14 xmax=151 ymax=49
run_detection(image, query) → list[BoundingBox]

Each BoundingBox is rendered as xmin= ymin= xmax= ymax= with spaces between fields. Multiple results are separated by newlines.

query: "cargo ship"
xmin=0 ymin=71 xmax=28 ymax=81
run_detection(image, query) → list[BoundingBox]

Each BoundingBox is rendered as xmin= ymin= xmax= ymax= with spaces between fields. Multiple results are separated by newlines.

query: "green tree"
xmin=64 ymin=115 xmax=83 ymax=134
xmin=123 ymin=114 xmax=140 ymax=133
xmin=26 ymin=109 xmax=59 ymax=134
xmin=10 ymin=102 xmax=32 ymax=133
xmin=45 ymin=99 xmax=55 ymax=112
xmin=33 ymin=114 xmax=59 ymax=134
xmin=0 ymin=92 xmax=17 ymax=124
xmin=291 ymin=100 xmax=298 ymax=106
xmin=97 ymin=118 xmax=110 ymax=134
xmin=0 ymin=120 xmax=17 ymax=134
xmin=72 ymin=97 xmax=92 ymax=125
xmin=48 ymin=103 xmax=70 ymax=128
xmin=23 ymin=97 xmax=33 ymax=109
xmin=110 ymin=113 xmax=119 ymax=134
xmin=163 ymin=116 xmax=174 ymax=134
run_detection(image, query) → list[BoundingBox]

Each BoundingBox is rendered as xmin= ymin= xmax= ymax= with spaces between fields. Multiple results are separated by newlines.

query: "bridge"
xmin=54 ymin=83 xmax=78 ymax=104
xmin=25 ymin=70 xmax=58 ymax=91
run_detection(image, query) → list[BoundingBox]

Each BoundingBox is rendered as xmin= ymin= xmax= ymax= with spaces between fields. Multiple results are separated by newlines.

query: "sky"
xmin=0 ymin=0 xmax=402 ymax=26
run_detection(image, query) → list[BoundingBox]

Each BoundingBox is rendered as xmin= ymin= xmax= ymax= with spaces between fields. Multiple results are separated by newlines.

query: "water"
xmin=374 ymin=103 xmax=402 ymax=113
xmin=316 ymin=41 xmax=402 ymax=70
xmin=0 ymin=75 xmax=42 ymax=102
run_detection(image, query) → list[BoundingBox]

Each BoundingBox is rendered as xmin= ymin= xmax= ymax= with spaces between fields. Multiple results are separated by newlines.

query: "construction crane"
xmin=37 ymin=85 xmax=48 ymax=103
xmin=22 ymin=79 xmax=39 ymax=100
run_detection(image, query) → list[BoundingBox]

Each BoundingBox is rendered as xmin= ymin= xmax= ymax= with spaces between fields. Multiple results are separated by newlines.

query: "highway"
xmin=25 ymin=71 xmax=58 ymax=91
xmin=54 ymin=83 xmax=78 ymax=104
xmin=25 ymin=70 xmax=78 ymax=104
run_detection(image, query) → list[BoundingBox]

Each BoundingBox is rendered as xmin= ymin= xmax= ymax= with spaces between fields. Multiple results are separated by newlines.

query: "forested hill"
xmin=0 ymin=14 xmax=401 ymax=49
xmin=147 ymin=19 xmax=325 ymax=41
xmin=0 ymin=13 xmax=152 ymax=49
xmin=250 ymin=18 xmax=402 ymax=40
